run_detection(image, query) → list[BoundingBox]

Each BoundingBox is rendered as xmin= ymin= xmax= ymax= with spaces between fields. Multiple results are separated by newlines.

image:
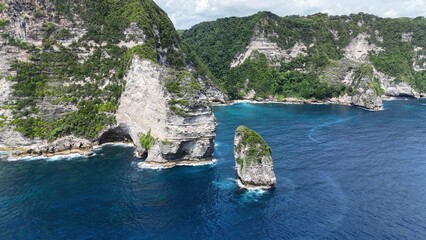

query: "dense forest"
xmin=183 ymin=12 xmax=426 ymax=99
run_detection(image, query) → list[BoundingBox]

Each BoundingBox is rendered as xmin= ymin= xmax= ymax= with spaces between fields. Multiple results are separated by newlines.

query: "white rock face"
xmin=116 ymin=56 xmax=216 ymax=163
xmin=374 ymin=69 xmax=419 ymax=98
xmin=413 ymin=47 xmax=426 ymax=72
xmin=0 ymin=128 xmax=31 ymax=148
xmin=0 ymin=78 xmax=12 ymax=119
xmin=401 ymin=32 xmax=413 ymax=42
xmin=116 ymin=57 xmax=169 ymax=143
xmin=384 ymin=82 xmax=419 ymax=98
xmin=230 ymin=33 xmax=307 ymax=67
xmin=344 ymin=33 xmax=383 ymax=62
xmin=117 ymin=22 xmax=146 ymax=48
xmin=234 ymin=126 xmax=276 ymax=188
xmin=244 ymin=89 xmax=256 ymax=100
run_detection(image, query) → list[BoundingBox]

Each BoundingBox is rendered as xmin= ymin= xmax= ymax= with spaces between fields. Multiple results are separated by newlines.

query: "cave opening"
xmin=98 ymin=123 xmax=133 ymax=145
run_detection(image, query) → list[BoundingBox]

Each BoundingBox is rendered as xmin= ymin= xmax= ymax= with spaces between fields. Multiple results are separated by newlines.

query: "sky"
xmin=154 ymin=0 xmax=426 ymax=29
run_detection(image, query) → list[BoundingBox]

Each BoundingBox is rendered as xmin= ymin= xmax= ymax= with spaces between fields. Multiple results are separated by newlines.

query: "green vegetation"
xmin=0 ymin=3 xmax=6 ymax=12
xmin=354 ymin=64 xmax=374 ymax=80
xmin=139 ymin=129 xmax=155 ymax=150
xmin=0 ymin=116 xmax=6 ymax=129
xmin=165 ymin=70 xmax=202 ymax=96
xmin=369 ymin=81 xmax=385 ymax=96
xmin=235 ymin=126 xmax=271 ymax=167
xmin=183 ymin=12 xmax=426 ymax=98
xmin=6 ymin=0 xmax=212 ymax=141
xmin=224 ymin=53 xmax=344 ymax=99
xmin=169 ymin=98 xmax=189 ymax=116
xmin=0 ymin=20 xmax=9 ymax=29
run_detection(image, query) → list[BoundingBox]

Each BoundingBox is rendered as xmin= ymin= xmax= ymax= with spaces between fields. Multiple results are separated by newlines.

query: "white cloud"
xmin=154 ymin=0 xmax=426 ymax=29
xmin=384 ymin=9 xmax=398 ymax=18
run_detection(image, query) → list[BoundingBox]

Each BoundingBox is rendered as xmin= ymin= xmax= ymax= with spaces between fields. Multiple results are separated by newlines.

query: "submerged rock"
xmin=234 ymin=126 xmax=276 ymax=188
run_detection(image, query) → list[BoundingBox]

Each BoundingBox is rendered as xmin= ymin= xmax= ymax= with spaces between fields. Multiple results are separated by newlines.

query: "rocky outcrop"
xmin=383 ymin=82 xmax=419 ymax=98
xmin=117 ymin=22 xmax=146 ymax=48
xmin=230 ymin=32 xmax=307 ymax=67
xmin=351 ymin=88 xmax=382 ymax=110
xmin=234 ymin=126 xmax=276 ymax=188
xmin=0 ymin=135 xmax=93 ymax=158
xmin=196 ymin=76 xmax=228 ymax=103
xmin=374 ymin=69 xmax=419 ymax=98
xmin=344 ymin=33 xmax=383 ymax=62
xmin=116 ymin=56 xmax=216 ymax=166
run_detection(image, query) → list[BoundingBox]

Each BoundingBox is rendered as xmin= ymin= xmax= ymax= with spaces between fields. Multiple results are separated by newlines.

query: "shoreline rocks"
xmin=234 ymin=126 xmax=276 ymax=189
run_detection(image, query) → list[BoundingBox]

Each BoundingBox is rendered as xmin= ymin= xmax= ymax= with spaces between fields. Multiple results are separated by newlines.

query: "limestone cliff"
xmin=0 ymin=0 xmax=224 ymax=163
xmin=234 ymin=126 xmax=276 ymax=188
xmin=115 ymin=57 xmax=216 ymax=165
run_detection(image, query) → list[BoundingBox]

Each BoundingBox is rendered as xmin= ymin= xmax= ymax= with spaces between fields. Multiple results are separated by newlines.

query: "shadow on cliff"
xmin=98 ymin=124 xmax=133 ymax=145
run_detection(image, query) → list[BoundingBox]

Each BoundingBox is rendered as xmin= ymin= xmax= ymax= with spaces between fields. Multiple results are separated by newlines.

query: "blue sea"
xmin=1 ymin=99 xmax=426 ymax=239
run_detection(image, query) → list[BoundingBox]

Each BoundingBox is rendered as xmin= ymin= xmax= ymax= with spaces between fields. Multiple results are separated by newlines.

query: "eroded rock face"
xmin=230 ymin=32 xmax=307 ymax=68
xmin=234 ymin=126 xmax=276 ymax=188
xmin=384 ymin=82 xmax=419 ymax=98
xmin=0 ymin=135 xmax=93 ymax=157
xmin=352 ymin=88 xmax=382 ymax=110
xmin=344 ymin=33 xmax=383 ymax=62
xmin=116 ymin=56 xmax=216 ymax=164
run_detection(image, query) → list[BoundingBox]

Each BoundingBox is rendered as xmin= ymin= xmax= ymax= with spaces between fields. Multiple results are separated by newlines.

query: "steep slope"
xmin=183 ymin=12 xmax=426 ymax=110
xmin=0 ymin=0 xmax=225 ymax=164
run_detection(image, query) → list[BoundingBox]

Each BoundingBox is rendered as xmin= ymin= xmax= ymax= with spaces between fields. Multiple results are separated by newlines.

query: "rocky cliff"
xmin=0 ymin=0 xmax=224 ymax=163
xmin=115 ymin=56 xmax=216 ymax=166
xmin=234 ymin=126 xmax=276 ymax=188
xmin=183 ymin=12 xmax=426 ymax=110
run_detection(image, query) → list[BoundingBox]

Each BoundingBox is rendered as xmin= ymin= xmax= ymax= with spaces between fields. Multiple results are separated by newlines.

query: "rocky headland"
xmin=0 ymin=0 xmax=225 ymax=164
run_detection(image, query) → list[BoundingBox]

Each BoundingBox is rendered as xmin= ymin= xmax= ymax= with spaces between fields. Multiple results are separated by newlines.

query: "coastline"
xmin=138 ymin=158 xmax=217 ymax=169
xmin=0 ymin=141 xmax=134 ymax=161
xmin=213 ymin=97 xmax=353 ymax=107
xmin=2 ymin=96 xmax=422 ymax=162
xmin=0 ymin=142 xmax=218 ymax=169
xmin=213 ymin=95 xmax=422 ymax=110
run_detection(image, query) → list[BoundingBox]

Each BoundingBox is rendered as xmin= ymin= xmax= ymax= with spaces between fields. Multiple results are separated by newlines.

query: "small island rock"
xmin=234 ymin=126 xmax=276 ymax=188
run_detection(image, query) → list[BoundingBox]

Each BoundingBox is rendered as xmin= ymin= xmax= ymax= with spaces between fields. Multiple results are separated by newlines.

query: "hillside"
xmin=183 ymin=12 xmax=426 ymax=109
xmin=0 ymin=0 xmax=225 ymax=164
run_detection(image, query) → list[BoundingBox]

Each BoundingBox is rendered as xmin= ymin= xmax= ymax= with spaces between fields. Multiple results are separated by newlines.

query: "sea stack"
xmin=234 ymin=126 xmax=276 ymax=188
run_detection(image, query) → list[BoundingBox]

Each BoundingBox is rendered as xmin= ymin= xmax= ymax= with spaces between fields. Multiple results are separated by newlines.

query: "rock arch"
xmin=98 ymin=123 xmax=133 ymax=145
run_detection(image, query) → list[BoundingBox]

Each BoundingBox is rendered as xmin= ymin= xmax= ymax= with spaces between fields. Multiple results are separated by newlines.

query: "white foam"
xmin=177 ymin=159 xmax=217 ymax=167
xmin=3 ymin=152 xmax=93 ymax=162
xmin=236 ymin=179 xmax=271 ymax=191
xmin=137 ymin=162 xmax=173 ymax=170
xmin=98 ymin=142 xmax=134 ymax=148
xmin=6 ymin=156 xmax=45 ymax=162
xmin=137 ymin=159 xmax=217 ymax=170
xmin=46 ymin=153 xmax=84 ymax=162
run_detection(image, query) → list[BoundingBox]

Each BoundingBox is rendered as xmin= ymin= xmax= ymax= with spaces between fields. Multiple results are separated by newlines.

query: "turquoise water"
xmin=1 ymin=99 xmax=426 ymax=239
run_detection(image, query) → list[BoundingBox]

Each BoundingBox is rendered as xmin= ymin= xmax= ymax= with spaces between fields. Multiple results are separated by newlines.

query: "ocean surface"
xmin=1 ymin=99 xmax=426 ymax=239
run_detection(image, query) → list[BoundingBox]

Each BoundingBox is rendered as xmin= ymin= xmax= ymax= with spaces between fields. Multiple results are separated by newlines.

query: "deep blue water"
xmin=1 ymin=99 xmax=426 ymax=239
